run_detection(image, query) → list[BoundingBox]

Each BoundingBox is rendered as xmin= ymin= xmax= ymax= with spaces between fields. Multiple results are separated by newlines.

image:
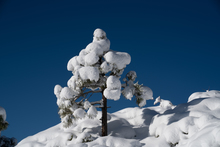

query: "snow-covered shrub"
xmin=54 ymin=29 xmax=153 ymax=136
xmin=0 ymin=106 xmax=8 ymax=132
xmin=0 ymin=106 xmax=17 ymax=147
xmin=0 ymin=136 xmax=17 ymax=147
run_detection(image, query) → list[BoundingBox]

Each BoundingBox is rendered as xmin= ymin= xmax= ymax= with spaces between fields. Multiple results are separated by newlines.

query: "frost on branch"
xmin=54 ymin=28 xmax=153 ymax=128
xmin=122 ymin=71 xmax=153 ymax=107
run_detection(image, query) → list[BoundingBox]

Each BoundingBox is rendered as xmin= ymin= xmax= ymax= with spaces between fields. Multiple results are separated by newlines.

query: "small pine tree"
xmin=0 ymin=106 xmax=8 ymax=133
xmin=0 ymin=116 xmax=8 ymax=132
xmin=54 ymin=29 xmax=153 ymax=136
xmin=0 ymin=107 xmax=17 ymax=147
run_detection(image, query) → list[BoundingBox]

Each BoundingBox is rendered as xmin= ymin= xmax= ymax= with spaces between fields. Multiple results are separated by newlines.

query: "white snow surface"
xmin=17 ymin=90 xmax=220 ymax=147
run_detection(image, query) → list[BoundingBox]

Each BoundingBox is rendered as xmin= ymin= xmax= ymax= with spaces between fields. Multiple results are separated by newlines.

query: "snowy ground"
xmin=16 ymin=90 xmax=220 ymax=147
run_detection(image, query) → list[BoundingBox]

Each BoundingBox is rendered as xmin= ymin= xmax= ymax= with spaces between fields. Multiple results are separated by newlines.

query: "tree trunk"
xmin=101 ymin=92 xmax=108 ymax=136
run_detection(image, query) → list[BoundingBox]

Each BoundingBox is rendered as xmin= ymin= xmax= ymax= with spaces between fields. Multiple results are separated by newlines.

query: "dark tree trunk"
xmin=101 ymin=92 xmax=108 ymax=136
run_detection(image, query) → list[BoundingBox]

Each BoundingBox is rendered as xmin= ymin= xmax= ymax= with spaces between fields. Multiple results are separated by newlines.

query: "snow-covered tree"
xmin=0 ymin=107 xmax=8 ymax=135
xmin=0 ymin=106 xmax=17 ymax=147
xmin=54 ymin=28 xmax=153 ymax=136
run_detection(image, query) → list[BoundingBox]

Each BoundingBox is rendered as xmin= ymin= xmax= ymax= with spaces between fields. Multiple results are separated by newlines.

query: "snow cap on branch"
xmin=73 ymin=108 xmax=86 ymax=119
xmin=104 ymin=76 xmax=121 ymax=100
xmin=93 ymin=28 xmax=107 ymax=41
xmin=87 ymin=106 xmax=98 ymax=118
xmin=0 ymin=106 xmax=6 ymax=121
xmin=84 ymin=101 xmax=91 ymax=110
xmin=137 ymin=86 xmax=153 ymax=107
xmin=104 ymin=51 xmax=131 ymax=70
xmin=60 ymin=87 xmax=75 ymax=100
xmin=78 ymin=66 xmax=100 ymax=82
xmin=54 ymin=85 xmax=62 ymax=96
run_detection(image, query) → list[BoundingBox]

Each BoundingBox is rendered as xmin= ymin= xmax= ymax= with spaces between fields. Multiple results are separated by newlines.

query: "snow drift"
xmin=16 ymin=90 xmax=220 ymax=147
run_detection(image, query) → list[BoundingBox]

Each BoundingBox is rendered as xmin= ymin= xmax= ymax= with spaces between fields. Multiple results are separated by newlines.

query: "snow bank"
xmin=17 ymin=90 xmax=220 ymax=147
xmin=149 ymin=90 xmax=220 ymax=147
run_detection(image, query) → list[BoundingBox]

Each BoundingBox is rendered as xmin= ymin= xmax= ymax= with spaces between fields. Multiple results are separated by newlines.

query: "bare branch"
xmin=74 ymin=90 xmax=102 ymax=101
xmin=91 ymin=100 xmax=103 ymax=105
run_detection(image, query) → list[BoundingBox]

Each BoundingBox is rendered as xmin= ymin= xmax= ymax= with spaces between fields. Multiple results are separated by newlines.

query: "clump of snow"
xmin=122 ymin=86 xmax=134 ymax=100
xmin=106 ymin=76 xmax=121 ymax=89
xmin=59 ymin=87 xmax=75 ymax=99
xmin=73 ymin=108 xmax=86 ymax=119
xmin=137 ymin=86 xmax=153 ymax=107
xmin=0 ymin=106 xmax=6 ymax=121
xmin=78 ymin=67 xmax=100 ymax=82
xmin=100 ymin=61 xmax=112 ymax=74
xmin=67 ymin=56 xmax=81 ymax=72
xmin=87 ymin=106 xmax=98 ymax=118
xmin=104 ymin=76 xmax=121 ymax=100
xmin=104 ymin=89 xmax=121 ymax=101
xmin=154 ymin=96 xmax=176 ymax=109
xmin=93 ymin=28 xmax=106 ymax=40
xmin=104 ymin=51 xmax=131 ymax=70
xmin=84 ymin=101 xmax=91 ymax=110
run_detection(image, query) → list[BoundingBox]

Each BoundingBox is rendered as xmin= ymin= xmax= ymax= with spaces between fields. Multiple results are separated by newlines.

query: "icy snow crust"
xmin=17 ymin=90 xmax=220 ymax=147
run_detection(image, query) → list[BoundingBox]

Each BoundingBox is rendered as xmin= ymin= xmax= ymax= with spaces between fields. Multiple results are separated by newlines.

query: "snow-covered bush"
xmin=0 ymin=107 xmax=8 ymax=133
xmin=54 ymin=28 xmax=153 ymax=135
xmin=0 ymin=136 xmax=17 ymax=147
xmin=0 ymin=106 xmax=17 ymax=147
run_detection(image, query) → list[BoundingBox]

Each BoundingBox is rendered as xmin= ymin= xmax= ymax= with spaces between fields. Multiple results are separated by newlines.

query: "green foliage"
xmin=0 ymin=116 xmax=8 ymax=131
xmin=135 ymin=97 xmax=144 ymax=106
xmin=82 ymin=135 xmax=93 ymax=143
xmin=58 ymin=108 xmax=72 ymax=118
xmin=0 ymin=136 xmax=17 ymax=147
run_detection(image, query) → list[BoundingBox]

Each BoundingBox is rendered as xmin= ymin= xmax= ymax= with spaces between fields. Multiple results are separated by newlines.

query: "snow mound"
xmin=188 ymin=90 xmax=220 ymax=102
xmin=17 ymin=90 xmax=220 ymax=147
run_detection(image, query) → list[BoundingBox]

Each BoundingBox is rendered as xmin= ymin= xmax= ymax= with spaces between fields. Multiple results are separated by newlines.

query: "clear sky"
xmin=0 ymin=0 xmax=220 ymax=142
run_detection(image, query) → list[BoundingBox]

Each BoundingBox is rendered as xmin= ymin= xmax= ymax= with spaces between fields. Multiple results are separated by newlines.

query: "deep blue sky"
xmin=0 ymin=0 xmax=220 ymax=142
